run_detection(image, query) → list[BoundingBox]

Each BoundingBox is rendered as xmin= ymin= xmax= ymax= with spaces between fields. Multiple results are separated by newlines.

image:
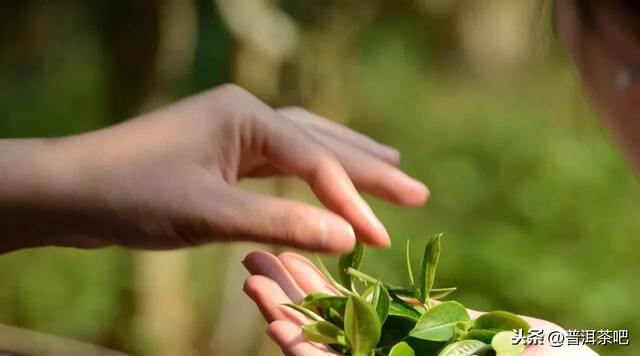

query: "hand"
xmin=242 ymin=251 xmax=599 ymax=356
xmin=0 ymin=84 xmax=428 ymax=253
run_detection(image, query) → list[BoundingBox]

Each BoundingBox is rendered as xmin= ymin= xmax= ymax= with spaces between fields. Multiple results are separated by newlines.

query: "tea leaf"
xmin=473 ymin=311 xmax=531 ymax=333
xmin=389 ymin=341 xmax=416 ymax=356
xmin=437 ymin=340 xmax=490 ymax=356
xmin=409 ymin=301 xmax=470 ymax=341
xmin=388 ymin=286 xmax=456 ymax=300
xmin=464 ymin=329 xmax=498 ymax=344
xmin=371 ymin=282 xmax=390 ymax=324
xmin=491 ymin=331 xmax=525 ymax=356
xmin=429 ymin=287 xmax=457 ymax=300
xmin=314 ymin=255 xmax=354 ymax=296
xmin=419 ymin=234 xmax=442 ymax=306
xmin=388 ymin=287 xmax=415 ymax=298
xmin=453 ymin=320 xmax=473 ymax=339
xmin=302 ymin=293 xmax=347 ymax=312
xmin=338 ymin=242 xmax=365 ymax=292
xmin=344 ymin=295 xmax=381 ymax=356
xmin=388 ymin=300 xmax=421 ymax=321
xmin=301 ymin=321 xmax=348 ymax=346
xmin=387 ymin=288 xmax=421 ymax=321
xmin=282 ymin=304 xmax=324 ymax=322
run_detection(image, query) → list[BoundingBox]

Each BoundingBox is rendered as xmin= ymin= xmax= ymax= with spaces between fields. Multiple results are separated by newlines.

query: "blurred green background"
xmin=1 ymin=0 xmax=638 ymax=355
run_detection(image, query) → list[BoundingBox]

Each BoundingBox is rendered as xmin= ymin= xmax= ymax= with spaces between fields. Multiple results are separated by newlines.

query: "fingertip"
xmin=317 ymin=214 xmax=356 ymax=253
xmin=355 ymin=206 xmax=391 ymax=248
xmin=242 ymin=274 xmax=262 ymax=297
xmin=388 ymin=169 xmax=430 ymax=207
xmin=242 ymin=251 xmax=278 ymax=275
xmin=404 ymin=181 xmax=430 ymax=207
xmin=278 ymin=252 xmax=341 ymax=295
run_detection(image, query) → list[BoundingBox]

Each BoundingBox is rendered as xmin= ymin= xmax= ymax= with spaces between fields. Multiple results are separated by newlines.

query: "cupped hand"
xmin=242 ymin=251 xmax=599 ymax=356
xmin=22 ymin=84 xmax=427 ymax=252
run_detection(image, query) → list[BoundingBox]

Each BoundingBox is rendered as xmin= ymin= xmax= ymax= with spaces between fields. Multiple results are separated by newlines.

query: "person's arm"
xmin=0 ymin=84 xmax=428 ymax=254
xmin=0 ymin=138 xmax=96 ymax=252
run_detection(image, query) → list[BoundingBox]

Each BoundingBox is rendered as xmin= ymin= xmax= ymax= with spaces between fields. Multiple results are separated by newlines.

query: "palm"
xmin=242 ymin=251 xmax=597 ymax=356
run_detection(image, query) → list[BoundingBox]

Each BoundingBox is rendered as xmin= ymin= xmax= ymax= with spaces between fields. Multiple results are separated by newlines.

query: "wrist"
xmin=0 ymin=137 xmax=88 ymax=252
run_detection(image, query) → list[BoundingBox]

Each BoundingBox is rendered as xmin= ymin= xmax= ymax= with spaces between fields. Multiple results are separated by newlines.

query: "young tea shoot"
xmin=283 ymin=234 xmax=532 ymax=356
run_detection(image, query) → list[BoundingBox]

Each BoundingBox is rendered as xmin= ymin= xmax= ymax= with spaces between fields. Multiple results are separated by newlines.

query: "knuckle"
xmin=217 ymin=83 xmax=247 ymax=96
xmin=272 ymin=213 xmax=300 ymax=246
xmin=307 ymin=152 xmax=339 ymax=182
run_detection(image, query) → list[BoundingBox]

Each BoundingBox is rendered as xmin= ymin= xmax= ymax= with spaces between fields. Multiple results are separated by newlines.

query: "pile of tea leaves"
xmin=284 ymin=234 xmax=531 ymax=356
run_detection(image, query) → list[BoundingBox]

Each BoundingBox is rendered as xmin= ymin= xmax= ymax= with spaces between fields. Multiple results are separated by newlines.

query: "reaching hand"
xmin=0 ymin=84 xmax=427 ymax=252
xmin=242 ymin=251 xmax=598 ymax=356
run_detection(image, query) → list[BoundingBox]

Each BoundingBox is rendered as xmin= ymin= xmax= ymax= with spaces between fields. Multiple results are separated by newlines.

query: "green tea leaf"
xmin=429 ymin=287 xmax=457 ymax=300
xmin=372 ymin=282 xmax=390 ymax=324
xmin=473 ymin=311 xmax=531 ymax=334
xmin=453 ymin=320 xmax=473 ymax=339
xmin=389 ymin=286 xmax=456 ymax=300
xmin=301 ymin=321 xmax=348 ymax=346
xmin=405 ymin=337 xmax=447 ymax=355
xmin=344 ymin=295 xmax=381 ymax=356
xmin=387 ymin=288 xmax=421 ymax=321
xmin=409 ymin=301 xmax=470 ymax=341
xmin=301 ymin=293 xmax=347 ymax=313
xmin=437 ymin=340 xmax=490 ymax=356
xmin=388 ymin=301 xmax=421 ymax=321
xmin=388 ymin=287 xmax=415 ymax=298
xmin=282 ymin=303 xmax=324 ymax=322
xmin=338 ymin=242 xmax=365 ymax=292
xmin=362 ymin=285 xmax=376 ymax=302
xmin=464 ymin=329 xmax=497 ymax=344
xmin=389 ymin=341 xmax=416 ymax=356
xmin=492 ymin=330 xmax=525 ymax=356
xmin=419 ymin=234 xmax=442 ymax=305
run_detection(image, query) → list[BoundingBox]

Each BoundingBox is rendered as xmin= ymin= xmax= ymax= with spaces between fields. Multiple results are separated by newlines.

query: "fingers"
xmin=242 ymin=252 xmax=338 ymax=355
xmin=243 ymin=251 xmax=307 ymax=303
xmin=261 ymin=113 xmax=391 ymax=247
xmin=278 ymin=107 xmax=428 ymax=207
xmin=278 ymin=252 xmax=341 ymax=295
xmin=268 ymin=320 xmax=338 ymax=356
xmin=243 ymin=274 xmax=302 ymax=323
xmin=220 ymin=185 xmax=356 ymax=253
xmin=278 ymin=107 xmax=400 ymax=165
xmin=310 ymin=133 xmax=428 ymax=206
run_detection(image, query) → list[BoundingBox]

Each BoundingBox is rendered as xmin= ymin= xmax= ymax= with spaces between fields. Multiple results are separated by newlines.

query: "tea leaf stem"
xmin=346 ymin=267 xmax=380 ymax=285
xmin=283 ymin=303 xmax=325 ymax=322
xmin=315 ymin=255 xmax=355 ymax=296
